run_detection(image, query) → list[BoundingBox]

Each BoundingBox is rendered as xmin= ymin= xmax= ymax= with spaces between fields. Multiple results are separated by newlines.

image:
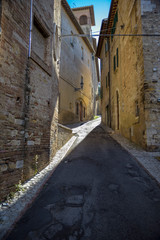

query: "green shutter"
xmin=114 ymin=56 xmax=116 ymax=71
xmin=116 ymin=48 xmax=119 ymax=68
xmin=101 ymin=86 xmax=103 ymax=99
xmin=108 ymin=72 xmax=110 ymax=87
xmin=105 ymin=42 xmax=108 ymax=53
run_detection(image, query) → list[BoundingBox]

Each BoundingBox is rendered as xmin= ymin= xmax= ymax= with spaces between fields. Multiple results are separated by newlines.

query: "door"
xmin=80 ymin=101 xmax=83 ymax=121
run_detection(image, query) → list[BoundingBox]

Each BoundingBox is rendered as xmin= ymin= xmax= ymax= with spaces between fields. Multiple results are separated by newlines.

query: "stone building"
xmin=96 ymin=0 xmax=160 ymax=151
xmin=0 ymin=0 xmax=61 ymax=200
xmin=59 ymin=1 xmax=99 ymax=124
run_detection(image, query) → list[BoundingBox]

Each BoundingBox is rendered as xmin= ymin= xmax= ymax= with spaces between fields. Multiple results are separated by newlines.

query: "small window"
xmin=108 ymin=72 xmax=110 ymax=87
xmin=84 ymin=107 xmax=85 ymax=118
xmin=105 ymin=41 xmax=108 ymax=54
xmin=81 ymin=47 xmax=84 ymax=60
xmin=135 ymin=100 xmax=139 ymax=117
xmin=101 ymin=59 xmax=103 ymax=71
xmin=114 ymin=56 xmax=116 ymax=71
xmin=116 ymin=48 xmax=119 ymax=68
xmin=101 ymin=86 xmax=103 ymax=99
xmin=76 ymin=103 xmax=79 ymax=115
xmin=80 ymin=15 xmax=87 ymax=25
xmin=70 ymin=31 xmax=74 ymax=47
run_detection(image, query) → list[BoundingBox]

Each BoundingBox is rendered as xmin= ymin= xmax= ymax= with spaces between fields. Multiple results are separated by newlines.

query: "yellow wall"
xmin=101 ymin=0 xmax=147 ymax=148
xmin=59 ymin=6 xmax=94 ymax=124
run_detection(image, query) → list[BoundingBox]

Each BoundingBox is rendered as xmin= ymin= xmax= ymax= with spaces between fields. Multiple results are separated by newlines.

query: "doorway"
xmin=80 ymin=101 xmax=83 ymax=121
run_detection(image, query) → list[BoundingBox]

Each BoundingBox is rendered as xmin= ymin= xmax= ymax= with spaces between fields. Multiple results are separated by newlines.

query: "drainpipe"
xmin=28 ymin=0 xmax=33 ymax=58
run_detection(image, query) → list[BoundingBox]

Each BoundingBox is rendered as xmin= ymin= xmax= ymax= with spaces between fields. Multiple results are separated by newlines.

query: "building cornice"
xmin=96 ymin=19 xmax=108 ymax=58
xmin=96 ymin=0 xmax=118 ymax=58
xmin=61 ymin=0 xmax=95 ymax=53
xmin=72 ymin=5 xmax=95 ymax=26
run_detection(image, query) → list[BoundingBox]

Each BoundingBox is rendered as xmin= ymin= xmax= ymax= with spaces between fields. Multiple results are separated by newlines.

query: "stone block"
xmin=8 ymin=162 xmax=16 ymax=170
xmin=27 ymin=141 xmax=35 ymax=146
xmin=16 ymin=160 xmax=24 ymax=169
xmin=15 ymin=119 xmax=24 ymax=125
xmin=0 ymin=164 xmax=8 ymax=172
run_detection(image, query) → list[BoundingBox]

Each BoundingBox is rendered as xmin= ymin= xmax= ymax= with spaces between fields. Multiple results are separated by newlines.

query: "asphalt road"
xmin=6 ymin=125 xmax=160 ymax=240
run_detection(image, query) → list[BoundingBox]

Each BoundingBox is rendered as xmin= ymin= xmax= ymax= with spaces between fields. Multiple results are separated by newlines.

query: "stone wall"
xmin=108 ymin=0 xmax=146 ymax=148
xmin=0 ymin=0 xmax=61 ymax=201
xmin=57 ymin=124 xmax=73 ymax=150
xmin=141 ymin=0 xmax=160 ymax=150
xmin=99 ymin=0 xmax=160 ymax=151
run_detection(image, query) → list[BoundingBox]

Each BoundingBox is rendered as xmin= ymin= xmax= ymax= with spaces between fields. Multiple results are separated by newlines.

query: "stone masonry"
xmin=0 ymin=0 xmax=61 ymax=201
xmin=97 ymin=0 xmax=160 ymax=151
xmin=141 ymin=0 xmax=160 ymax=150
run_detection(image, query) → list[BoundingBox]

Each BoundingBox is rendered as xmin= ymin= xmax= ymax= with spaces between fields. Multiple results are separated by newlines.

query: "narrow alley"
xmin=5 ymin=124 xmax=160 ymax=240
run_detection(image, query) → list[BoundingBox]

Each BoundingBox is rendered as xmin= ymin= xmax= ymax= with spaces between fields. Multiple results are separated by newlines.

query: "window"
xmin=70 ymin=31 xmax=74 ymax=47
xmin=32 ymin=16 xmax=49 ymax=62
xmin=81 ymin=47 xmax=84 ymax=60
xmin=101 ymin=59 xmax=103 ymax=71
xmin=108 ymin=72 xmax=110 ymax=87
xmin=116 ymin=48 xmax=119 ymax=68
xmin=101 ymin=86 xmax=103 ymax=99
xmin=84 ymin=107 xmax=85 ymax=118
xmin=105 ymin=40 xmax=109 ymax=54
xmin=114 ymin=56 xmax=116 ymax=71
xmin=81 ymin=76 xmax=84 ymax=89
xmin=135 ymin=100 xmax=139 ymax=117
xmin=79 ymin=15 xmax=87 ymax=25
xmin=76 ymin=103 xmax=79 ymax=115
xmin=111 ymin=10 xmax=118 ymax=40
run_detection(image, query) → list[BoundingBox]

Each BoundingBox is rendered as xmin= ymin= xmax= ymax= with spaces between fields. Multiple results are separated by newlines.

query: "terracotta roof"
xmin=72 ymin=5 xmax=95 ymax=26
xmin=61 ymin=0 xmax=94 ymax=53
xmin=96 ymin=0 xmax=118 ymax=58
xmin=96 ymin=19 xmax=108 ymax=58
xmin=107 ymin=0 xmax=118 ymax=34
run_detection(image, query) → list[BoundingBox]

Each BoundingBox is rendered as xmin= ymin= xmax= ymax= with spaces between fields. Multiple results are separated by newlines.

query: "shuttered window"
xmin=114 ymin=56 xmax=116 ymax=71
xmin=116 ymin=48 xmax=119 ymax=68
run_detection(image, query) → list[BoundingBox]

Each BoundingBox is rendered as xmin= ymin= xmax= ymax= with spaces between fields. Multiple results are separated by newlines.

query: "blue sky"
xmin=67 ymin=0 xmax=111 ymax=34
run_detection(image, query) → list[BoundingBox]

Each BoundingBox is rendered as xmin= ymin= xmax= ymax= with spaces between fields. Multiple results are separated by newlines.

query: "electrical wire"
xmin=61 ymin=33 xmax=160 ymax=38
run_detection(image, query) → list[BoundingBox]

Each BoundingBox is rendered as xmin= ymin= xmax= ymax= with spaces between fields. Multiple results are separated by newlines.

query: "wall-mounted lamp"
xmin=75 ymin=76 xmax=84 ymax=91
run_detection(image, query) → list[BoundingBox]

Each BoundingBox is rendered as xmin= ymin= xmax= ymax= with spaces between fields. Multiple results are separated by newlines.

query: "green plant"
xmin=15 ymin=180 xmax=24 ymax=192
xmin=94 ymin=116 xmax=100 ymax=120
xmin=34 ymin=155 xmax=39 ymax=175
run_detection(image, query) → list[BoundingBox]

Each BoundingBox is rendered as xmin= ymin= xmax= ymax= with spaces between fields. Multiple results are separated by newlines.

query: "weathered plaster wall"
xmin=59 ymin=6 xmax=94 ymax=124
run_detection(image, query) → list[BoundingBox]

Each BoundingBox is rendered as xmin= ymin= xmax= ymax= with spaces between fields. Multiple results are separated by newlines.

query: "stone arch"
xmin=75 ymin=98 xmax=86 ymax=121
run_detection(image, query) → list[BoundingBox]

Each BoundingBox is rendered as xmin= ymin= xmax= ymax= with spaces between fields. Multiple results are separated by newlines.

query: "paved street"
xmin=6 ymin=125 xmax=160 ymax=240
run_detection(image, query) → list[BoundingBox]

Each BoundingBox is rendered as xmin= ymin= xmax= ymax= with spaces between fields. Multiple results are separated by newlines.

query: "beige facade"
xmin=0 ymin=0 xmax=61 ymax=201
xmin=97 ymin=0 xmax=160 ymax=151
xmin=59 ymin=1 xmax=98 ymax=124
